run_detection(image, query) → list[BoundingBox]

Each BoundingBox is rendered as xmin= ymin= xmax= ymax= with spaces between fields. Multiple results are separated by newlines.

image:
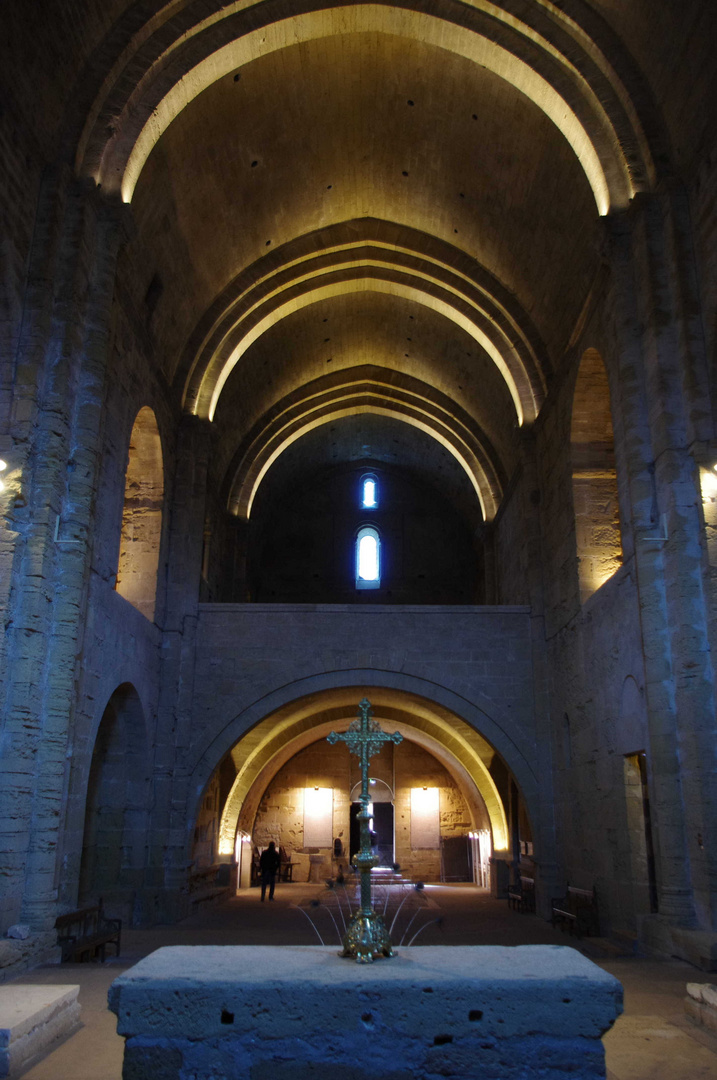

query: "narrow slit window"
xmin=356 ymin=526 xmax=380 ymax=589
xmin=361 ymin=474 xmax=378 ymax=509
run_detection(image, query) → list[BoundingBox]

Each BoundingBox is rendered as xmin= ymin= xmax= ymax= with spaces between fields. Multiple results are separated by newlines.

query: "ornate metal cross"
xmin=327 ymin=697 xmax=403 ymax=962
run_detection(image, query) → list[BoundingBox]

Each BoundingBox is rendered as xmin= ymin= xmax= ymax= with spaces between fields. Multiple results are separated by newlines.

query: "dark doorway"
xmin=441 ymin=835 xmax=472 ymax=881
xmin=636 ymin=752 xmax=659 ymax=913
xmin=350 ymin=802 xmax=395 ymax=865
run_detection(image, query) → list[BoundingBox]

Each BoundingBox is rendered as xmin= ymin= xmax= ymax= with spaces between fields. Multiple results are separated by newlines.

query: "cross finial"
xmin=327 ymin=698 xmax=403 ymax=802
xmin=326 ymin=699 xmax=403 ymax=962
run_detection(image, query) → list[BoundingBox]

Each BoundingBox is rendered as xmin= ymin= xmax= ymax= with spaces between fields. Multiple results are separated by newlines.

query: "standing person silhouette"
xmin=259 ymin=841 xmax=281 ymax=901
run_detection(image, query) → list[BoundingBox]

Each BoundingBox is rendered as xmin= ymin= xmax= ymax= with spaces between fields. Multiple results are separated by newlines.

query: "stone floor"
xmin=9 ymin=884 xmax=717 ymax=1079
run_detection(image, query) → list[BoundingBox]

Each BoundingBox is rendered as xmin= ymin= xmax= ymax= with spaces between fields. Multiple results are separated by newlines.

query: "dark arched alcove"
xmin=247 ymin=456 xmax=483 ymax=604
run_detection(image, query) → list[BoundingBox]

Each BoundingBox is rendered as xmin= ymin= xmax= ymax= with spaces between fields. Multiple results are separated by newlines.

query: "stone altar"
xmin=109 ymin=945 xmax=622 ymax=1079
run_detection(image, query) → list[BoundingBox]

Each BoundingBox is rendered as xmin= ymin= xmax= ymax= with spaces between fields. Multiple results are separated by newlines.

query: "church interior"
xmin=3 ymin=0 xmax=717 ymax=1003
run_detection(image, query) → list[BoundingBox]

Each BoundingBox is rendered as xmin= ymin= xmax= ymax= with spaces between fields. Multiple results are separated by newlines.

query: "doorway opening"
xmin=624 ymin=751 xmax=658 ymax=914
xmin=350 ymin=801 xmax=395 ymax=866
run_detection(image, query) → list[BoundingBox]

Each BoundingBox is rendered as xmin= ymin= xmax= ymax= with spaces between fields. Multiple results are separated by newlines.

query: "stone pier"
xmin=109 ymin=945 xmax=622 ymax=1079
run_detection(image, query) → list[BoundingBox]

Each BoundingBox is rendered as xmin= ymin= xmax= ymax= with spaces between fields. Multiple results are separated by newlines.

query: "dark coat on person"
xmin=260 ymin=845 xmax=281 ymax=876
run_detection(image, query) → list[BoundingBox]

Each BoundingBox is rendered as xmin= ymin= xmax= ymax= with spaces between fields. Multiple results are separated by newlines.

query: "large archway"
xmin=188 ymin=685 xmax=544 ymax=886
xmin=78 ymin=684 xmax=152 ymax=916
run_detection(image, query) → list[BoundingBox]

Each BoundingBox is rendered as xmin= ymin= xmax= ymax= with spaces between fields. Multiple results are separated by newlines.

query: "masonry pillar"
xmin=604 ymin=182 xmax=717 ymax=940
xmin=149 ymin=414 xmax=213 ymax=921
xmin=0 ymin=166 xmax=130 ymax=933
xmin=517 ymin=428 xmax=561 ymax=914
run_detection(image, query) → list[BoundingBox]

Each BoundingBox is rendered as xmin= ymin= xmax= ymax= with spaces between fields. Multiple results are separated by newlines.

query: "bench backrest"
xmin=567 ymin=886 xmax=595 ymax=901
xmin=55 ymin=906 xmax=102 ymax=932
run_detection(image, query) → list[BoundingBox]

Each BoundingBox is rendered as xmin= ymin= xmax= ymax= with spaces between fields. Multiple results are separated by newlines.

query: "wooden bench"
xmin=55 ymin=901 xmax=121 ymax=963
xmin=508 ymin=875 xmax=535 ymax=913
xmin=551 ymin=884 xmax=599 ymax=937
xmin=279 ymin=846 xmax=297 ymax=882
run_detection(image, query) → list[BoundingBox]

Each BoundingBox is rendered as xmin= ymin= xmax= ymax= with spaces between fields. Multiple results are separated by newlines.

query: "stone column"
xmin=517 ymin=428 xmax=561 ymax=913
xmin=0 ymin=166 xmax=130 ymax=931
xmin=149 ymin=414 xmax=213 ymax=921
xmin=603 ymin=183 xmax=717 ymax=931
xmin=225 ymin=515 xmax=250 ymax=602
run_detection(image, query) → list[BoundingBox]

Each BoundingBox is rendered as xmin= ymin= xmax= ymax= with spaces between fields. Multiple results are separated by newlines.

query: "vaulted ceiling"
xmin=9 ymin=0 xmax=711 ymax=524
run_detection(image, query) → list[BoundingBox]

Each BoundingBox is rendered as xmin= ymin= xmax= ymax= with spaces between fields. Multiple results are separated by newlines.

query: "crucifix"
xmin=327 ymin=697 xmax=403 ymax=962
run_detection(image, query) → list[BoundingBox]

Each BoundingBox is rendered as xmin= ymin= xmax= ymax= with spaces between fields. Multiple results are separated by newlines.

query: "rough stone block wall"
xmin=536 ymin=367 xmax=582 ymax=636
xmin=187 ymin=602 xmax=538 ymax=892
xmin=53 ymin=290 xmax=176 ymax=915
xmin=692 ymin=151 xmax=717 ymax=691
xmin=193 ymin=774 xmax=222 ymax=868
xmin=529 ymin=293 xmax=651 ymax=936
xmin=572 ymin=473 xmax=622 ymax=604
xmin=492 ymin=474 xmax=532 ymax=606
xmin=108 ymin=945 xmax=623 ymax=1080
xmin=59 ymin=586 xmax=161 ymax=915
xmin=252 ymin=741 xmax=351 ymax=875
xmin=699 ymin=467 xmax=717 ymax=665
xmin=546 ymin=561 xmax=649 ymax=934
xmin=115 ymin=407 xmax=165 ymax=622
xmin=191 ymin=604 xmax=536 ymax=757
xmin=394 ymin=741 xmax=471 ymax=881
xmin=249 ymin=738 xmax=472 ymax=882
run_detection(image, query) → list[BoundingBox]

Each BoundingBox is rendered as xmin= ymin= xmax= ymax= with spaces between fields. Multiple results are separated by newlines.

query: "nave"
xmin=12 ymin=886 xmax=717 ymax=1080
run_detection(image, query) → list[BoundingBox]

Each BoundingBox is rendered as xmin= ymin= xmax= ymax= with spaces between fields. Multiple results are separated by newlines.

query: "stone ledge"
xmin=685 ymin=982 xmax=717 ymax=1033
xmin=109 ymin=945 xmax=622 ymax=1080
xmin=639 ymin=915 xmax=717 ymax=972
xmin=0 ymin=985 xmax=80 ymax=1078
xmin=196 ymin=603 xmax=532 ymax=615
xmin=0 ymin=934 xmax=61 ymax=985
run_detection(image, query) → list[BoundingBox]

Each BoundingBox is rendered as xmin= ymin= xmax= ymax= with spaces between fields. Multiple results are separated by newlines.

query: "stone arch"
xmin=219 ymin=708 xmax=500 ymax=853
xmin=223 ymin=367 xmax=505 ymax=522
xmin=194 ymin=272 xmax=540 ymax=427
xmin=78 ymin=683 xmax=151 ymax=911
xmin=74 ymin=3 xmax=662 ymax=213
xmin=570 ymin=348 xmax=622 ymax=603
xmin=178 ymin=220 xmax=550 ymax=427
xmin=187 ymin=671 xmax=546 ymax=866
xmin=116 ymin=406 xmax=164 ymax=621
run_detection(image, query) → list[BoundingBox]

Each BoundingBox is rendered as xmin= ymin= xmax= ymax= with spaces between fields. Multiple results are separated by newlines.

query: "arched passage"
xmin=78 ymin=683 xmax=151 ymax=911
xmin=116 ymin=406 xmax=164 ymax=621
xmin=187 ymin=684 xmax=544 ymax=884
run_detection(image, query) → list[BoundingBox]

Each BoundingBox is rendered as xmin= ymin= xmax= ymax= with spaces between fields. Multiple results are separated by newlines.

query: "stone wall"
xmin=249 ymin=738 xmax=472 ymax=883
xmin=394 ymin=740 xmax=472 ymax=881
xmin=245 ymin=460 xmax=482 ymax=605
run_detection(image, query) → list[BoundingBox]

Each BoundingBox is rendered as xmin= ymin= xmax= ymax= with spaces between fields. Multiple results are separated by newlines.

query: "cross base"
xmin=339 ymin=911 xmax=396 ymax=964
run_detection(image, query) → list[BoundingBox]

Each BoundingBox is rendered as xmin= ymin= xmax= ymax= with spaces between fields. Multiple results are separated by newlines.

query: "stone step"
xmin=0 ymin=985 xmax=80 ymax=1078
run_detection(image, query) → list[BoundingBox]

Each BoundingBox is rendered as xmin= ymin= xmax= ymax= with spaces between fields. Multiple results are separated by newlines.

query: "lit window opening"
xmin=356 ymin=526 xmax=380 ymax=589
xmin=361 ymin=473 xmax=378 ymax=509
